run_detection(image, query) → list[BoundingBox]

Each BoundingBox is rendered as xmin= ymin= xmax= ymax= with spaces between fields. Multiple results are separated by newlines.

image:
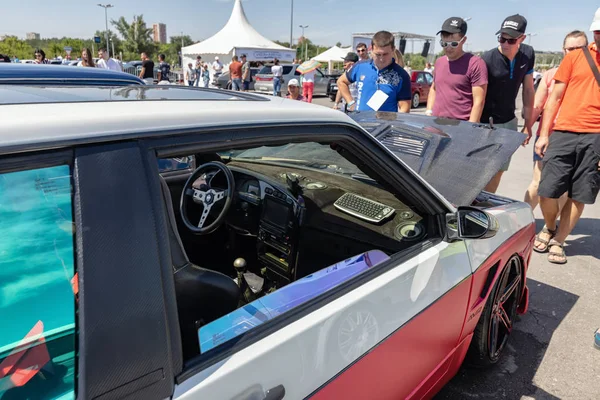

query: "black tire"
xmin=226 ymin=82 xmax=232 ymax=90
xmin=411 ymin=92 xmax=420 ymax=109
xmin=466 ymin=255 xmax=523 ymax=367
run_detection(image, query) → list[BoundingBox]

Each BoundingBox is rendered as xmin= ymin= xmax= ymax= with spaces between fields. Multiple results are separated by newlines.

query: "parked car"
xmin=409 ymin=70 xmax=434 ymax=109
xmin=213 ymin=67 xmax=260 ymax=90
xmin=0 ymin=62 xmax=145 ymax=85
xmin=254 ymin=63 xmax=329 ymax=96
xmin=0 ymin=85 xmax=534 ymax=400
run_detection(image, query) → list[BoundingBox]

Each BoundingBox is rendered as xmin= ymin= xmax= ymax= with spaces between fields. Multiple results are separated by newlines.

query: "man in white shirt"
xmin=271 ymin=58 xmax=283 ymax=96
xmin=212 ymin=56 xmax=224 ymax=83
xmin=96 ymin=48 xmax=122 ymax=71
xmin=184 ymin=63 xmax=195 ymax=86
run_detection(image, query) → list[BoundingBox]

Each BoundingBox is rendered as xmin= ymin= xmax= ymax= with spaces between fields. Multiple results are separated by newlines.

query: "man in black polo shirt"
xmin=481 ymin=14 xmax=536 ymax=193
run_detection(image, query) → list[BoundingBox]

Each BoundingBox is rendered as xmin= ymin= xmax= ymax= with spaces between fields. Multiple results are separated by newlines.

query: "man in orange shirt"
xmin=229 ymin=55 xmax=243 ymax=91
xmin=534 ymin=9 xmax=600 ymax=264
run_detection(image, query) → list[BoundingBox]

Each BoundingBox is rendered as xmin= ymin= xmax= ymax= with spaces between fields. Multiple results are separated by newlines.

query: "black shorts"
xmin=538 ymin=131 xmax=600 ymax=204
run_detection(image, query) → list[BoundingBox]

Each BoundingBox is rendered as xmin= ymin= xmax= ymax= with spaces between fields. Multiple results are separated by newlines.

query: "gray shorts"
xmin=495 ymin=118 xmax=519 ymax=172
xmin=538 ymin=131 xmax=600 ymax=204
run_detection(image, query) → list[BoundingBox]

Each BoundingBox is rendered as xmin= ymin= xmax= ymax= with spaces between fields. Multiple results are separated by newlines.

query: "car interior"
xmin=157 ymin=140 xmax=431 ymax=360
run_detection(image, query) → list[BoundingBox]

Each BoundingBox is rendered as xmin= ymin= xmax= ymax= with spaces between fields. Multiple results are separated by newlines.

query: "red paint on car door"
xmin=311 ymin=277 xmax=472 ymax=400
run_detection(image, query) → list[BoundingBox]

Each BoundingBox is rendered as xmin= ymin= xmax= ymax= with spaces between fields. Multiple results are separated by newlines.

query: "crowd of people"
xmin=335 ymin=9 xmax=600 ymax=265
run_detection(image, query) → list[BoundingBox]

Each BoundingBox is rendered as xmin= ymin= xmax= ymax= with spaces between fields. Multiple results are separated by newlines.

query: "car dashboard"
xmin=210 ymin=160 xmax=426 ymax=286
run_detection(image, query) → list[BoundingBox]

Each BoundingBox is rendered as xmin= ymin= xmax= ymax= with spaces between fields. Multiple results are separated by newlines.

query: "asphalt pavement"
xmin=309 ymin=94 xmax=600 ymax=400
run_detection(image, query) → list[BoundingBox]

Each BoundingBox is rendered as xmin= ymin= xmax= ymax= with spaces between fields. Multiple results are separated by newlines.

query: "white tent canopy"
xmin=311 ymin=46 xmax=352 ymax=74
xmin=181 ymin=0 xmax=296 ymax=69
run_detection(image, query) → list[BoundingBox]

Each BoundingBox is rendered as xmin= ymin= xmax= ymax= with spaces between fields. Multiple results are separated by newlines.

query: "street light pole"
xmin=528 ymin=33 xmax=538 ymax=45
xmin=97 ymin=4 xmax=114 ymax=57
xmin=299 ymin=25 xmax=308 ymax=61
xmin=289 ymin=0 xmax=294 ymax=48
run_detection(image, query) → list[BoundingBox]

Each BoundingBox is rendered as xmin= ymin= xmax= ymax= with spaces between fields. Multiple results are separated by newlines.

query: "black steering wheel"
xmin=180 ymin=161 xmax=235 ymax=235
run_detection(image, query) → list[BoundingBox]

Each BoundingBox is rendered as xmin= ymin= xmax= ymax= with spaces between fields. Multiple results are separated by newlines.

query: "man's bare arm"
xmin=336 ymin=74 xmax=354 ymax=105
xmin=469 ymin=84 xmax=487 ymax=123
xmin=522 ymin=74 xmax=536 ymax=133
xmin=398 ymin=100 xmax=411 ymax=113
xmin=425 ymin=82 xmax=436 ymax=113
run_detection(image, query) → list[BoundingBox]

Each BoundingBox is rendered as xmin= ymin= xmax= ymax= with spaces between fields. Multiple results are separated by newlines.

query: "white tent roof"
xmin=181 ymin=0 xmax=296 ymax=62
xmin=311 ymin=46 xmax=352 ymax=63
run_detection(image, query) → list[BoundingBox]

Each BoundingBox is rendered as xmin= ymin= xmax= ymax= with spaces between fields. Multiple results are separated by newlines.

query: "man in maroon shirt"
xmin=426 ymin=17 xmax=488 ymax=122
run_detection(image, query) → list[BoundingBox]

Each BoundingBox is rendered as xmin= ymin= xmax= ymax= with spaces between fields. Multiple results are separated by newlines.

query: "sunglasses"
xmin=564 ymin=45 xmax=585 ymax=51
xmin=356 ymin=49 xmax=366 ymax=53
xmin=498 ymin=36 xmax=521 ymax=44
xmin=439 ymin=37 xmax=465 ymax=48
xmin=35 ymin=54 xmax=43 ymax=58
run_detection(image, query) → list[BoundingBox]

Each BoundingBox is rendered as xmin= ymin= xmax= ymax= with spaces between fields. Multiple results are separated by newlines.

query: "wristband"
xmin=348 ymin=100 xmax=356 ymax=107
xmin=425 ymin=109 xmax=433 ymax=116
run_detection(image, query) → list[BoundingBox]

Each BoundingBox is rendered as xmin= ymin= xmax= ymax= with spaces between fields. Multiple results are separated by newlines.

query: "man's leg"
xmin=547 ymin=199 xmax=585 ymax=263
xmin=524 ymin=160 xmax=543 ymax=209
xmin=534 ymin=131 xmax=576 ymax=251
xmin=485 ymin=171 xmax=504 ymax=193
xmin=307 ymin=82 xmax=314 ymax=103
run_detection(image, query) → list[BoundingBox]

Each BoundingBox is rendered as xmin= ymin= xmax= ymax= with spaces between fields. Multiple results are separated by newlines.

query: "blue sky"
xmin=2 ymin=0 xmax=598 ymax=52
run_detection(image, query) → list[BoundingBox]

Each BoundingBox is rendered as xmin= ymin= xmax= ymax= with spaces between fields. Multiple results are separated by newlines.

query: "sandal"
xmin=533 ymin=226 xmax=557 ymax=253
xmin=547 ymin=240 xmax=567 ymax=264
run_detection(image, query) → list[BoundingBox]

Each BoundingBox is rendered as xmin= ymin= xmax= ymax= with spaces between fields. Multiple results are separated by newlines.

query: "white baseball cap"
xmin=288 ymin=78 xmax=299 ymax=87
xmin=215 ymin=56 xmax=219 ymax=60
xmin=590 ymin=7 xmax=600 ymax=31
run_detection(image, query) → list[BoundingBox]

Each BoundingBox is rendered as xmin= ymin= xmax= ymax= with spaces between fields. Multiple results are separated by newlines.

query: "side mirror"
xmin=446 ymin=207 xmax=499 ymax=241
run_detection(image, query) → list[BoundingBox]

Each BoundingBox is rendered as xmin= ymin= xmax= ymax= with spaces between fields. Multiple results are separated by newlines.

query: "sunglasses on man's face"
xmin=357 ymin=49 xmax=366 ymax=53
xmin=498 ymin=36 xmax=521 ymax=45
xmin=439 ymin=37 xmax=464 ymax=48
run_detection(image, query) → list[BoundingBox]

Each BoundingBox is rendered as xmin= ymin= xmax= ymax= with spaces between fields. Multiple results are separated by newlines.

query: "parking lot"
xmin=311 ymin=94 xmax=600 ymax=399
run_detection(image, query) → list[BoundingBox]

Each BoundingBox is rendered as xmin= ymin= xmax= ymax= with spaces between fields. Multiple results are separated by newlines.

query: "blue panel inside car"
xmin=198 ymin=250 xmax=390 ymax=353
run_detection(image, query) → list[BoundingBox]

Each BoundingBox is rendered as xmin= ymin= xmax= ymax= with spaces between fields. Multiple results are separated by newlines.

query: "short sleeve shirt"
xmin=432 ymin=53 xmax=488 ymax=121
xmin=141 ymin=60 xmax=154 ymax=79
xmin=480 ymin=44 xmax=535 ymax=124
xmin=553 ymin=43 xmax=600 ymax=133
xmin=229 ymin=61 xmax=243 ymax=79
xmin=242 ymin=61 xmax=250 ymax=81
xmin=158 ymin=62 xmax=171 ymax=81
xmin=346 ymin=59 xmax=412 ymax=112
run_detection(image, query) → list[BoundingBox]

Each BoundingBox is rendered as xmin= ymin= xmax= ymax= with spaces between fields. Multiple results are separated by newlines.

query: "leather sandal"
xmin=533 ymin=226 xmax=557 ymax=253
xmin=548 ymin=239 xmax=567 ymax=264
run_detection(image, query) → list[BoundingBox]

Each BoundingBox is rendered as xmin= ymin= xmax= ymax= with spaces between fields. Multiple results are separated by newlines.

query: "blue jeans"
xmin=273 ymin=77 xmax=281 ymax=96
xmin=232 ymin=78 xmax=242 ymax=91
xmin=194 ymin=69 xmax=201 ymax=86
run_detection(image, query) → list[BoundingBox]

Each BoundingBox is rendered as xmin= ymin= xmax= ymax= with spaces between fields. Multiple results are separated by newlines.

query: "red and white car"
xmin=0 ymin=86 xmax=534 ymax=400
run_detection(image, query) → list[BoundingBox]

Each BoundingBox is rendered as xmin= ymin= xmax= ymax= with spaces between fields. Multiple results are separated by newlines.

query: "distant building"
xmin=26 ymin=32 xmax=40 ymax=40
xmin=153 ymin=23 xmax=167 ymax=44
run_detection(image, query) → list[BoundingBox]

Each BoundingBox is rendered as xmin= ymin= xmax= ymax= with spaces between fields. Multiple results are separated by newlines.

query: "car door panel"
xmin=173 ymin=241 xmax=472 ymax=400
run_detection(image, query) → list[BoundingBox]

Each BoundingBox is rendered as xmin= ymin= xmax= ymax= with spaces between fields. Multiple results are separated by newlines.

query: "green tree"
xmin=335 ymin=41 xmax=342 ymax=47
xmin=0 ymin=36 xmax=34 ymax=59
xmin=48 ymin=41 xmax=63 ymax=58
xmin=111 ymin=14 xmax=156 ymax=60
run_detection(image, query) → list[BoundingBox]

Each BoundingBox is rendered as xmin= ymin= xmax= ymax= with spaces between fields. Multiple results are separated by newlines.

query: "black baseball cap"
xmin=342 ymin=52 xmax=359 ymax=62
xmin=241 ymin=54 xmax=247 ymax=58
xmin=437 ymin=17 xmax=468 ymax=35
xmin=496 ymin=14 xmax=527 ymax=38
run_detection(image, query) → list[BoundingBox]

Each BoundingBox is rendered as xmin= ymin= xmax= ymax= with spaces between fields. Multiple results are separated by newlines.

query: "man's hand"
xmin=535 ymin=135 xmax=549 ymax=158
xmin=521 ymin=126 xmax=533 ymax=146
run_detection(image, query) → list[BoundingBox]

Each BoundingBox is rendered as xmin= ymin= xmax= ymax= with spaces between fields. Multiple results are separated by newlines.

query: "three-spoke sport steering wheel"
xmin=180 ymin=161 xmax=235 ymax=235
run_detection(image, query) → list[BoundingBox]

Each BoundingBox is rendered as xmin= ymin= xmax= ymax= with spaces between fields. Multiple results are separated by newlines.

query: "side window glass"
xmin=425 ymin=73 xmax=433 ymax=84
xmin=158 ymin=156 xmax=195 ymax=172
xmin=417 ymin=73 xmax=426 ymax=84
xmin=0 ymin=165 xmax=76 ymax=399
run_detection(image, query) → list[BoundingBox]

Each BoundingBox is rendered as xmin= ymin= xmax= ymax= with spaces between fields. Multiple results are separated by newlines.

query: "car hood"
xmin=352 ymin=112 xmax=525 ymax=206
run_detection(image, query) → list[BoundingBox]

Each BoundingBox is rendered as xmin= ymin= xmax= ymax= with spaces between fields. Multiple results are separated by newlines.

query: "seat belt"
xmin=582 ymin=46 xmax=600 ymax=89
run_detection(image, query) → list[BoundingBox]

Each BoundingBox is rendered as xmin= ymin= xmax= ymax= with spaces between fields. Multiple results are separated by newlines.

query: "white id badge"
xmin=366 ymin=89 xmax=389 ymax=111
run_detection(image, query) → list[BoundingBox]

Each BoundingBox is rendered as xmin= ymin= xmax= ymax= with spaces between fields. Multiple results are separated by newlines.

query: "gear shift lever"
xmin=233 ymin=258 xmax=247 ymax=288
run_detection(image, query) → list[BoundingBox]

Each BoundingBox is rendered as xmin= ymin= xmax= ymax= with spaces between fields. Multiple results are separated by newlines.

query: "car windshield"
xmin=221 ymin=142 xmax=362 ymax=176
xmin=258 ymin=65 xmax=294 ymax=75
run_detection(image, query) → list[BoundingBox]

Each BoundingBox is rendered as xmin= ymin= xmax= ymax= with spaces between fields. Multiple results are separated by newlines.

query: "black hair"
xmin=159 ymin=53 xmax=166 ymax=61
xmin=34 ymin=49 xmax=46 ymax=59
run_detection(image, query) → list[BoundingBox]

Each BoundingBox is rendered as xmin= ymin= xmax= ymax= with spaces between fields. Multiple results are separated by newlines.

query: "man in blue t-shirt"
xmin=337 ymin=31 xmax=412 ymax=112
